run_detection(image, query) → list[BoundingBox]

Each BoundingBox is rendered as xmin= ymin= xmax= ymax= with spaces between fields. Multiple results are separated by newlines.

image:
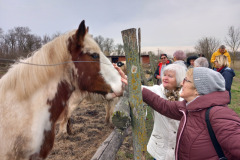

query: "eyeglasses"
xmin=183 ymin=77 xmax=192 ymax=84
xmin=161 ymin=57 xmax=167 ymax=59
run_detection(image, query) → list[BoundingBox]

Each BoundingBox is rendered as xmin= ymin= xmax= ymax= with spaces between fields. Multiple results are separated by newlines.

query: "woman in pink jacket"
xmin=116 ymin=66 xmax=240 ymax=160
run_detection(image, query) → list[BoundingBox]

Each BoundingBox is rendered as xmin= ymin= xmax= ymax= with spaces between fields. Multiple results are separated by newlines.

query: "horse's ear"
xmin=86 ymin=27 xmax=89 ymax=33
xmin=76 ymin=20 xmax=87 ymax=46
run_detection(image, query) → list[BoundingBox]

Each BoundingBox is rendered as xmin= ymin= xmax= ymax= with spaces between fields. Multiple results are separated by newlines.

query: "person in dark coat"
xmin=154 ymin=54 xmax=171 ymax=85
xmin=214 ymin=55 xmax=235 ymax=103
xmin=186 ymin=55 xmax=198 ymax=68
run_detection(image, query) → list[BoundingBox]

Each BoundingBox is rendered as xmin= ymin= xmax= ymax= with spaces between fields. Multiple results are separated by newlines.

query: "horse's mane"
xmin=0 ymin=30 xmax=76 ymax=100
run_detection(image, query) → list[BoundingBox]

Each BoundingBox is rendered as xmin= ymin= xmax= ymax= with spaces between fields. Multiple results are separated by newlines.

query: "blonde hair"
xmin=215 ymin=55 xmax=229 ymax=67
xmin=186 ymin=68 xmax=195 ymax=88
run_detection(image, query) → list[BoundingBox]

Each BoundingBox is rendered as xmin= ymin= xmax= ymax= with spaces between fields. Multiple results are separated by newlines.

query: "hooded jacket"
xmin=142 ymin=88 xmax=240 ymax=160
xmin=211 ymin=49 xmax=231 ymax=67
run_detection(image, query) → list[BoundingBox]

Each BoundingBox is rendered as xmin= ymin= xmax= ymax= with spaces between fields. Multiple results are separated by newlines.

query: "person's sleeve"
xmin=154 ymin=66 xmax=159 ymax=79
xmin=227 ymin=52 xmax=231 ymax=66
xmin=210 ymin=52 xmax=216 ymax=64
xmin=211 ymin=107 xmax=240 ymax=158
xmin=142 ymin=87 xmax=184 ymax=120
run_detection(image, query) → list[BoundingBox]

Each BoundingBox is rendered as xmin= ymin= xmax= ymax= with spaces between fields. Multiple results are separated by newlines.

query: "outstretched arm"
xmin=113 ymin=63 xmax=128 ymax=85
xmin=142 ymin=87 xmax=185 ymax=120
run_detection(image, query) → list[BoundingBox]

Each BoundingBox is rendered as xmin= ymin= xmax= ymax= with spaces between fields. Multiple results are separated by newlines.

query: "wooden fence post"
xmin=121 ymin=28 xmax=147 ymax=160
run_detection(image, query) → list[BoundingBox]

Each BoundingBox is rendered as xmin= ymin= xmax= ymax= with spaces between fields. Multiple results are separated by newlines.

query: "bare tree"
xmin=0 ymin=28 xmax=3 ymax=37
xmin=194 ymin=37 xmax=220 ymax=61
xmin=94 ymin=35 xmax=105 ymax=51
xmin=225 ymin=26 xmax=240 ymax=65
xmin=115 ymin=44 xmax=124 ymax=55
xmin=25 ymin=34 xmax=42 ymax=55
xmin=103 ymin=38 xmax=114 ymax=56
xmin=156 ymin=49 xmax=165 ymax=58
xmin=0 ymin=28 xmax=4 ymax=55
xmin=42 ymin=34 xmax=52 ymax=44
xmin=0 ymin=27 xmax=43 ymax=59
xmin=51 ymin=32 xmax=62 ymax=39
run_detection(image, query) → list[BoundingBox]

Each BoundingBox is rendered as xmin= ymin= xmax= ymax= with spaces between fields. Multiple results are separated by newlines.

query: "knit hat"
xmin=193 ymin=67 xmax=225 ymax=95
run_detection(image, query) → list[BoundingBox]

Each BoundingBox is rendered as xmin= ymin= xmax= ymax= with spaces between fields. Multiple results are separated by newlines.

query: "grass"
xmin=228 ymin=69 xmax=240 ymax=114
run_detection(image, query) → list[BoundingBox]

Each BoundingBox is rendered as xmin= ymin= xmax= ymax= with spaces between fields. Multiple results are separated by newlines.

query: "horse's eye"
xmin=91 ymin=53 xmax=99 ymax=59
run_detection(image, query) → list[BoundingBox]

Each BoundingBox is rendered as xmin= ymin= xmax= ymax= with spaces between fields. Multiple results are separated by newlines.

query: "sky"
xmin=1 ymin=0 xmax=240 ymax=55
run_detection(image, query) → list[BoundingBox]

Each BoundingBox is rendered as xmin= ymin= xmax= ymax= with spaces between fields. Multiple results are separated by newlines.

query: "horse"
xmin=57 ymin=61 xmax=127 ymax=135
xmin=0 ymin=20 xmax=123 ymax=160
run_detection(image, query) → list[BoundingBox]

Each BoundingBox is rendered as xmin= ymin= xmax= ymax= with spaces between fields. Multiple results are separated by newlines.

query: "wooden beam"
xmin=91 ymin=128 xmax=129 ymax=160
xmin=121 ymin=28 xmax=147 ymax=160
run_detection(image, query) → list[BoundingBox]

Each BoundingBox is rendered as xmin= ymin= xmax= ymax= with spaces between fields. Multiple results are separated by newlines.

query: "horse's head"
xmin=67 ymin=20 xmax=123 ymax=99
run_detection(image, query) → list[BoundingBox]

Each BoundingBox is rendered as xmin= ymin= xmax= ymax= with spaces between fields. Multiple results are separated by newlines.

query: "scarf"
xmin=217 ymin=66 xmax=224 ymax=72
xmin=164 ymin=87 xmax=181 ymax=101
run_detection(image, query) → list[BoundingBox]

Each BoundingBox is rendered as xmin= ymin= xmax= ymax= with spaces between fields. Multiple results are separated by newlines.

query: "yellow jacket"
xmin=210 ymin=49 xmax=231 ymax=67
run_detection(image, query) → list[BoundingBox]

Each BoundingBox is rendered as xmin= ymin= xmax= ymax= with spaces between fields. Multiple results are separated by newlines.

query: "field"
xmin=228 ymin=62 xmax=240 ymax=114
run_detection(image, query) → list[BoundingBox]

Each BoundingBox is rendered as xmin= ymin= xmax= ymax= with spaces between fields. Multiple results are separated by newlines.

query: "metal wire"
xmin=0 ymin=58 xmax=112 ymax=66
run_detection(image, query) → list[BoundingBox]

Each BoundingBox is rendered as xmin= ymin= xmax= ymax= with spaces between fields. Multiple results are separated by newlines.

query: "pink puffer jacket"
xmin=142 ymin=88 xmax=240 ymax=160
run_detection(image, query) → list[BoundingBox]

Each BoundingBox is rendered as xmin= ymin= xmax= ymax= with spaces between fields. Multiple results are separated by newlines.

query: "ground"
xmin=46 ymin=100 xmax=134 ymax=160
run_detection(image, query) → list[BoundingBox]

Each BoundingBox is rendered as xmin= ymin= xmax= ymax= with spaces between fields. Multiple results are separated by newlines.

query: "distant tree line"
xmin=0 ymin=25 xmax=239 ymax=64
xmin=0 ymin=27 xmax=124 ymax=62
xmin=93 ymin=35 xmax=124 ymax=56
xmin=0 ymin=27 xmax=62 ymax=60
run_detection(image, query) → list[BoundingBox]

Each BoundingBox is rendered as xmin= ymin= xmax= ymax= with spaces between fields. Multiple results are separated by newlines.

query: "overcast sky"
xmin=1 ymin=0 xmax=240 ymax=55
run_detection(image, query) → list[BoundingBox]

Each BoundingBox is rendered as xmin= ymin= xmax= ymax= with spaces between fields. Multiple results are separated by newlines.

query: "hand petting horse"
xmin=0 ymin=20 xmax=123 ymax=160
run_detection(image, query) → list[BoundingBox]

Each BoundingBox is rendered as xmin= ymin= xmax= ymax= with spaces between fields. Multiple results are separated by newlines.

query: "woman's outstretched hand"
xmin=113 ymin=63 xmax=128 ymax=85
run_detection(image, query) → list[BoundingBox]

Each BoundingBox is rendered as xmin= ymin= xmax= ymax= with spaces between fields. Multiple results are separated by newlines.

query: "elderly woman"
xmin=172 ymin=50 xmax=187 ymax=69
xmin=194 ymin=57 xmax=209 ymax=68
xmin=143 ymin=64 xmax=186 ymax=160
xmin=214 ymin=55 xmax=235 ymax=102
xmin=115 ymin=66 xmax=240 ymax=160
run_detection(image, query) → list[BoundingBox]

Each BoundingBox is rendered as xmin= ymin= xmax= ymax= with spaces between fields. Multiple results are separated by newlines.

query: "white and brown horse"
xmin=0 ymin=20 xmax=122 ymax=160
xmin=57 ymin=61 xmax=127 ymax=135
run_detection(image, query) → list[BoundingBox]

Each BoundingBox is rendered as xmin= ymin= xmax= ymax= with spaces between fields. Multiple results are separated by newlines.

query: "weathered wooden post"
xmin=121 ymin=28 xmax=147 ymax=160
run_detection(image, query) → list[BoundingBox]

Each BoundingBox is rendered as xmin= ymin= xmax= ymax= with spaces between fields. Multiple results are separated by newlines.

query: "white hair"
xmin=163 ymin=64 xmax=187 ymax=87
xmin=194 ymin=57 xmax=209 ymax=68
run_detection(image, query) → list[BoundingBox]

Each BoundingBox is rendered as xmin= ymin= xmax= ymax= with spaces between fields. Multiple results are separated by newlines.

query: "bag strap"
xmin=205 ymin=106 xmax=227 ymax=160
